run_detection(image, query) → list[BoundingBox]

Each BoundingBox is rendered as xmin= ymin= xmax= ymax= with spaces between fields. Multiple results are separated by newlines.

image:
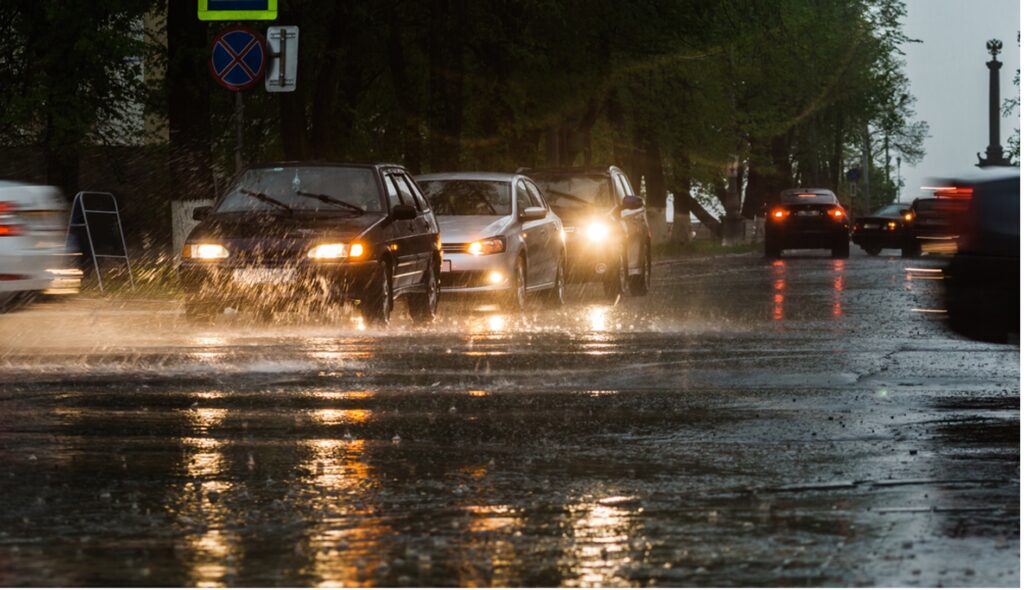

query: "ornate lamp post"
xmin=977 ymin=39 xmax=1012 ymax=167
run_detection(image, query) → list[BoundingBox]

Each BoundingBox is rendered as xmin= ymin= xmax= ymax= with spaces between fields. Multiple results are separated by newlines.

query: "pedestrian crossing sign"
xmin=198 ymin=0 xmax=277 ymax=21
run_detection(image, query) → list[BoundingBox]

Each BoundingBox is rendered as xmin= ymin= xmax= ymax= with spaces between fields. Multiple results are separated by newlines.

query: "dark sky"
xmin=901 ymin=0 xmax=1020 ymax=199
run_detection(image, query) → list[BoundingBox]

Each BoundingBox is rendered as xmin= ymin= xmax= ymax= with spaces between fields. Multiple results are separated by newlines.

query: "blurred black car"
xmin=764 ymin=188 xmax=850 ymax=259
xmin=526 ymin=166 xmax=651 ymax=300
xmin=851 ymin=203 xmax=906 ymax=255
xmin=899 ymin=194 xmax=969 ymax=257
xmin=178 ymin=163 xmax=441 ymax=325
xmin=942 ymin=169 xmax=1019 ymax=343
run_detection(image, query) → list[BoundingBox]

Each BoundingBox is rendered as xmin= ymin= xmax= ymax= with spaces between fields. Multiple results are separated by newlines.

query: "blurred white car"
xmin=0 ymin=181 xmax=79 ymax=310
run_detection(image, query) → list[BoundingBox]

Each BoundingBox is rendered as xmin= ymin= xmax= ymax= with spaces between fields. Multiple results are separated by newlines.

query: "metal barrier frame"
xmin=64 ymin=191 xmax=134 ymax=292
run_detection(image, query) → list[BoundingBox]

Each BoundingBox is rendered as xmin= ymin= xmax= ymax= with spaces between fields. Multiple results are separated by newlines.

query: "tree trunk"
xmin=166 ymin=0 xmax=214 ymax=199
xmin=427 ymin=0 xmax=465 ymax=171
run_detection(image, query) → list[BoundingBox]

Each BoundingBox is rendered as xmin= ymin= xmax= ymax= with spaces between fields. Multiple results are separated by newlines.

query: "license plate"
xmin=863 ymin=223 xmax=879 ymax=229
xmin=442 ymin=260 xmax=452 ymax=273
xmin=232 ymin=268 xmax=296 ymax=286
xmin=795 ymin=210 xmax=819 ymax=216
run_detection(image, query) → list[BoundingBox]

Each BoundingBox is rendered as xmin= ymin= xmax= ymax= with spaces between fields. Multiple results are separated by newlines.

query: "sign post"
xmin=198 ymin=0 xmax=277 ymax=21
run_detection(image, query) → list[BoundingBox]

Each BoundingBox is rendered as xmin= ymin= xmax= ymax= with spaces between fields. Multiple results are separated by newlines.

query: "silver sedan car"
xmin=415 ymin=172 xmax=565 ymax=311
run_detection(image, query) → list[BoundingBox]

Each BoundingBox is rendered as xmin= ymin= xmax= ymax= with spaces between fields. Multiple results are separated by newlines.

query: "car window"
xmin=525 ymin=181 xmax=546 ymax=209
xmin=215 ymin=166 xmax=385 ymax=214
xmin=780 ymin=191 xmax=837 ymax=205
xmin=529 ymin=174 xmax=613 ymax=209
xmin=515 ymin=180 xmax=531 ymax=214
xmin=402 ymin=174 xmax=429 ymax=211
xmin=618 ymin=174 xmax=636 ymax=198
xmin=419 ymin=180 xmax=512 ymax=216
xmin=392 ymin=174 xmax=418 ymax=209
xmin=873 ymin=204 xmax=902 ymax=216
xmin=383 ymin=175 xmax=403 ymax=209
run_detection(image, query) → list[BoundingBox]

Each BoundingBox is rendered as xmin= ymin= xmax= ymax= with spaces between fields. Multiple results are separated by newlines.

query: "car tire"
xmin=603 ymin=249 xmax=628 ymax=302
xmin=543 ymin=255 xmax=566 ymax=307
xmin=863 ymin=245 xmax=882 ymax=256
xmin=901 ymin=238 xmax=920 ymax=258
xmin=407 ymin=260 xmax=439 ymax=324
xmin=359 ymin=260 xmax=393 ymax=326
xmin=628 ymin=243 xmax=651 ymax=296
xmin=831 ymin=238 xmax=850 ymax=259
xmin=506 ymin=257 xmax=527 ymax=312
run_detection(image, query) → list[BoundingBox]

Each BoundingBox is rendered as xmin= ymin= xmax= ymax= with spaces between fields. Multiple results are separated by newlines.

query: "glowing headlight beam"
xmin=585 ymin=221 xmax=610 ymax=241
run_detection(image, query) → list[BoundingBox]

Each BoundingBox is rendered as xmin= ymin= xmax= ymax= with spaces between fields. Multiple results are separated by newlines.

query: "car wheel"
xmin=544 ymin=255 xmax=566 ymax=307
xmin=628 ymin=243 xmax=651 ymax=296
xmin=901 ymin=238 xmax=920 ymax=258
xmin=359 ymin=260 xmax=393 ymax=326
xmin=863 ymin=246 xmax=882 ymax=256
xmin=603 ymin=249 xmax=627 ymax=302
xmin=831 ymin=238 xmax=850 ymax=259
xmin=506 ymin=257 xmax=527 ymax=312
xmin=407 ymin=260 xmax=439 ymax=323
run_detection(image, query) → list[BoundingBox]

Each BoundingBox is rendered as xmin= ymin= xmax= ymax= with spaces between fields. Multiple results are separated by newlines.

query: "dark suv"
xmin=942 ymin=170 xmax=1019 ymax=343
xmin=764 ymin=188 xmax=850 ymax=259
xmin=899 ymin=195 xmax=969 ymax=258
xmin=526 ymin=166 xmax=651 ymax=300
xmin=178 ymin=162 xmax=441 ymax=325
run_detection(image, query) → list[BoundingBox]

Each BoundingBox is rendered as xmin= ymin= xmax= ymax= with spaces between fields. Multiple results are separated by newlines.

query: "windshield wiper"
xmin=239 ymin=188 xmax=292 ymax=214
xmin=295 ymin=190 xmax=366 ymax=215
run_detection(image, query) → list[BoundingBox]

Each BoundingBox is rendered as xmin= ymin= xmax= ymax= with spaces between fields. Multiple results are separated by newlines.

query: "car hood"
xmin=189 ymin=211 xmax=383 ymax=243
xmin=551 ymin=206 xmax=610 ymax=228
xmin=437 ymin=215 xmax=513 ymax=243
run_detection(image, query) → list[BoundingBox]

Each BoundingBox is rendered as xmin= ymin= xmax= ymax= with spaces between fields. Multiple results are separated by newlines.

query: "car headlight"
xmin=467 ymin=237 xmax=505 ymax=255
xmin=308 ymin=242 xmax=365 ymax=260
xmin=584 ymin=221 xmax=610 ymax=241
xmin=183 ymin=243 xmax=229 ymax=260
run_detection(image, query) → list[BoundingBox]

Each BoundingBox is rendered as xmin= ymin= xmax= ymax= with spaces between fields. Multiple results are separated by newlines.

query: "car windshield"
xmin=215 ymin=166 xmax=383 ymax=214
xmin=873 ymin=204 xmax=902 ymax=216
xmin=780 ymin=191 xmax=837 ymax=204
xmin=419 ymin=180 xmax=511 ymax=216
xmin=530 ymin=174 xmax=612 ymax=209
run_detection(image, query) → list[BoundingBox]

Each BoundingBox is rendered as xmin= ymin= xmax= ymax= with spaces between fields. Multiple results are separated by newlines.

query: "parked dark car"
xmin=526 ymin=166 xmax=651 ymax=300
xmin=851 ymin=203 xmax=907 ymax=255
xmin=900 ymin=194 xmax=969 ymax=258
xmin=178 ymin=162 xmax=441 ymax=325
xmin=942 ymin=169 xmax=1019 ymax=343
xmin=763 ymin=188 xmax=850 ymax=259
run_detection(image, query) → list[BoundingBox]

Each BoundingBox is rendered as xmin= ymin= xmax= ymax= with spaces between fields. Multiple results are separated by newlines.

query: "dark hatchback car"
xmin=851 ymin=203 xmax=906 ymax=255
xmin=899 ymin=194 xmax=969 ymax=258
xmin=179 ymin=163 xmax=441 ymax=325
xmin=942 ymin=170 xmax=1019 ymax=343
xmin=764 ymin=188 xmax=850 ymax=259
xmin=526 ymin=166 xmax=651 ymax=300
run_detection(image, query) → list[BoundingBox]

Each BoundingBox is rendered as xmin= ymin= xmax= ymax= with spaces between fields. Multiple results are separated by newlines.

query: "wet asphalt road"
xmin=0 ymin=250 xmax=1018 ymax=587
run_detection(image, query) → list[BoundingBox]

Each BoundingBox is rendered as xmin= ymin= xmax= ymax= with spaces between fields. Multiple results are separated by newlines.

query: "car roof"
xmin=522 ymin=166 xmax=621 ymax=177
xmin=247 ymin=161 xmax=405 ymax=171
xmin=930 ymin=166 xmax=1019 ymax=186
xmin=415 ymin=172 xmax=518 ymax=183
xmin=781 ymin=188 xmax=835 ymax=196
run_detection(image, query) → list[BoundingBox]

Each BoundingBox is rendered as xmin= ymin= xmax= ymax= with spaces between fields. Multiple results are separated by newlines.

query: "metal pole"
xmin=896 ymin=156 xmax=901 ymax=204
xmin=862 ymin=127 xmax=870 ymax=214
xmin=234 ymin=92 xmax=244 ymax=174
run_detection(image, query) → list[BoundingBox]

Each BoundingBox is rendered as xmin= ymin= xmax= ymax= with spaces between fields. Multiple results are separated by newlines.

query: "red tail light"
xmin=770 ymin=208 xmax=789 ymax=220
xmin=0 ymin=202 xmax=21 ymax=237
xmin=829 ymin=207 xmax=845 ymax=220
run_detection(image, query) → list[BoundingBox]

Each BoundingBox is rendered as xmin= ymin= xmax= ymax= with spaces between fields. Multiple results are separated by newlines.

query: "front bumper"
xmin=0 ymin=245 xmax=73 ymax=294
xmin=563 ymin=231 xmax=621 ymax=283
xmin=177 ymin=259 xmax=379 ymax=307
xmin=439 ymin=251 xmax=514 ymax=294
xmin=852 ymin=227 xmax=904 ymax=248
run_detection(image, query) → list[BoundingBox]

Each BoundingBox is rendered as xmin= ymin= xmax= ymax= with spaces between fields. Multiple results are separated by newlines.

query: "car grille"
xmin=441 ymin=271 xmax=490 ymax=288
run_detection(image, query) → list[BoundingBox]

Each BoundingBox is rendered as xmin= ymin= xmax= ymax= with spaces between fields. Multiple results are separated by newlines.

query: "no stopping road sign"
xmin=209 ymin=27 xmax=267 ymax=91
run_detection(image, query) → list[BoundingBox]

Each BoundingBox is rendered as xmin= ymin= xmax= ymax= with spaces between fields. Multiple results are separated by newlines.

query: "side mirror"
xmin=621 ymin=195 xmax=644 ymax=211
xmin=192 ymin=206 xmax=212 ymax=221
xmin=520 ymin=206 xmax=546 ymax=221
xmin=391 ymin=203 xmax=418 ymax=220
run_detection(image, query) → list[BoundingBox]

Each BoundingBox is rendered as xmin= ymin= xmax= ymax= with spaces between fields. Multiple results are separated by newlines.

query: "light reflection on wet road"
xmin=0 ymin=251 xmax=1018 ymax=586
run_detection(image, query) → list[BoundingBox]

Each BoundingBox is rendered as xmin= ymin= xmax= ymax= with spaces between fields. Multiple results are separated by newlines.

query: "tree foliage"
xmin=0 ymin=0 xmax=927 ymax=222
